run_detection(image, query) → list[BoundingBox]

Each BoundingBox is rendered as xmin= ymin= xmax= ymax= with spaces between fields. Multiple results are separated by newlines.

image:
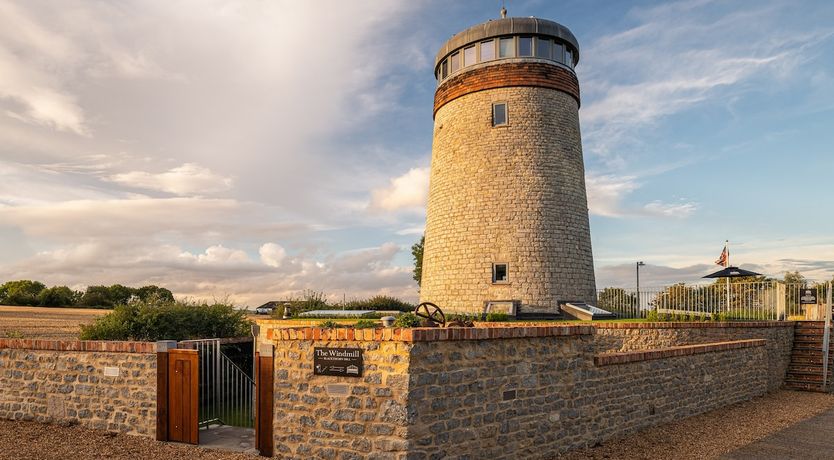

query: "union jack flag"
xmin=715 ymin=244 xmax=729 ymax=267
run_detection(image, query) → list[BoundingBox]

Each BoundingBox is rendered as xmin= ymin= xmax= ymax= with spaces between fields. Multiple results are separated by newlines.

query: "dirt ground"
xmin=559 ymin=390 xmax=834 ymax=460
xmin=0 ymin=390 xmax=832 ymax=459
xmin=0 ymin=306 xmax=106 ymax=339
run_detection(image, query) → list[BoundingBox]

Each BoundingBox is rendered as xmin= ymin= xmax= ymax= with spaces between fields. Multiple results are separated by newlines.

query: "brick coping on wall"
xmin=594 ymin=339 xmax=766 ymax=366
xmin=0 ymin=339 xmax=155 ymax=353
xmin=592 ymin=321 xmax=795 ymax=329
xmin=266 ymin=325 xmax=593 ymax=343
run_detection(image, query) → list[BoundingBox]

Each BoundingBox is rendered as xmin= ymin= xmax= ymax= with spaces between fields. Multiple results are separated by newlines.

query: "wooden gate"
xmin=167 ymin=349 xmax=199 ymax=444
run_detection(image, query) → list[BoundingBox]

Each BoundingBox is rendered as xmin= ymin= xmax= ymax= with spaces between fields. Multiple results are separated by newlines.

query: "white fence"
xmin=596 ymin=281 xmax=833 ymax=320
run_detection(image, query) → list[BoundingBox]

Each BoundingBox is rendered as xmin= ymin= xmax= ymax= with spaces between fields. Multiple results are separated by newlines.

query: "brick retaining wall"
xmin=0 ymin=340 xmax=157 ymax=436
xmin=592 ymin=321 xmax=794 ymax=391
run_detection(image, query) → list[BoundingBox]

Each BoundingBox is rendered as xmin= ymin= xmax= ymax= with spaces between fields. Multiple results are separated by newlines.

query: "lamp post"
xmin=636 ymin=261 xmax=646 ymax=312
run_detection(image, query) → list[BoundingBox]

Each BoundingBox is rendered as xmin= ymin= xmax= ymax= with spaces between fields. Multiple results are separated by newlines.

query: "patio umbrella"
xmin=703 ymin=266 xmax=762 ymax=312
xmin=703 ymin=266 xmax=762 ymax=279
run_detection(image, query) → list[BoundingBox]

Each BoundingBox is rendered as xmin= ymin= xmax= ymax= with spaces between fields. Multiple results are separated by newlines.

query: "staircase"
xmin=785 ymin=321 xmax=833 ymax=392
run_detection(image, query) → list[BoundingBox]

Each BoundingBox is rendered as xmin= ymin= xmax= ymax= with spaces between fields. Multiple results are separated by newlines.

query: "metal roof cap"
xmin=434 ymin=17 xmax=580 ymax=71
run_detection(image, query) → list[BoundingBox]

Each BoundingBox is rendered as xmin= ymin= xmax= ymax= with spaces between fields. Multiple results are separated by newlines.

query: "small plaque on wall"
xmin=313 ymin=347 xmax=363 ymax=377
xmin=800 ymin=288 xmax=818 ymax=305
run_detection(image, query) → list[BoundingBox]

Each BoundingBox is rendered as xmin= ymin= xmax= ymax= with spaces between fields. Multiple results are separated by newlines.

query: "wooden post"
xmin=256 ymin=344 xmax=274 ymax=457
xmin=155 ymin=340 xmax=177 ymax=441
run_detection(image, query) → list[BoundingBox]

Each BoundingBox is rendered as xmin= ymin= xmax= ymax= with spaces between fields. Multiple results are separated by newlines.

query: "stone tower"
xmin=420 ymin=17 xmax=596 ymax=314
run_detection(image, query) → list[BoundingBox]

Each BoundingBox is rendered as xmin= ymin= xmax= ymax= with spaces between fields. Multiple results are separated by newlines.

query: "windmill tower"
xmin=420 ymin=15 xmax=596 ymax=315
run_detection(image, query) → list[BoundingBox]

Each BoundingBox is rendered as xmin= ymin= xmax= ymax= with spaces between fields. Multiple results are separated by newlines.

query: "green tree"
xmin=0 ymin=280 xmax=46 ymax=306
xmin=37 ymin=286 xmax=81 ymax=307
xmin=136 ymin=285 xmax=174 ymax=303
xmin=79 ymin=285 xmax=114 ymax=307
xmin=783 ymin=271 xmax=806 ymax=287
xmin=412 ymin=235 xmax=424 ymax=288
xmin=596 ymin=287 xmax=637 ymax=313
xmin=107 ymin=284 xmax=136 ymax=305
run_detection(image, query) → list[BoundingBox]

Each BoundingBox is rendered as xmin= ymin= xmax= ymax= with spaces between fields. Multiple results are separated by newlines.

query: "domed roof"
xmin=434 ymin=17 xmax=580 ymax=70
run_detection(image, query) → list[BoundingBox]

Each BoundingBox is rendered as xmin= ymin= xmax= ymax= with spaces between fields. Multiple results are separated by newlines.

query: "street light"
xmin=636 ymin=261 xmax=646 ymax=311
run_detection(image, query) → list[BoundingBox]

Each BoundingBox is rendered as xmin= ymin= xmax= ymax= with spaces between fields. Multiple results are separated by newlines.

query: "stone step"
xmin=787 ymin=367 xmax=831 ymax=377
xmin=785 ymin=374 xmax=828 ymax=385
xmin=784 ymin=381 xmax=828 ymax=392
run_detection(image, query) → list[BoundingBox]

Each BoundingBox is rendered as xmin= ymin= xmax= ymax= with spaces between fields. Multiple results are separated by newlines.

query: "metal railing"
xmin=181 ymin=339 xmax=255 ymax=428
xmin=597 ymin=281 xmax=834 ymax=321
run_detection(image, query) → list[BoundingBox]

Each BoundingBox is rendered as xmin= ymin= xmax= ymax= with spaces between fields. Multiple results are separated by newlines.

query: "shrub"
xmin=343 ymin=295 xmax=414 ymax=312
xmin=447 ymin=313 xmax=477 ymax=323
xmin=646 ymin=309 xmax=659 ymax=322
xmin=317 ymin=320 xmax=340 ymax=329
xmin=285 ymin=290 xmax=330 ymax=316
xmin=80 ymin=299 xmax=252 ymax=341
xmin=354 ymin=319 xmax=378 ymax=329
xmin=393 ymin=312 xmax=421 ymax=328
xmin=485 ymin=312 xmax=510 ymax=322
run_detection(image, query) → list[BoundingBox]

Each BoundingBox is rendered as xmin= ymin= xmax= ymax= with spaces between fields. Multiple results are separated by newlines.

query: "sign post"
xmin=822 ymin=281 xmax=831 ymax=391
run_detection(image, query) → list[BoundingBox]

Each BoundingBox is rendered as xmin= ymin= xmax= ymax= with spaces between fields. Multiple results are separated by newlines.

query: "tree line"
xmin=0 ymin=280 xmax=174 ymax=308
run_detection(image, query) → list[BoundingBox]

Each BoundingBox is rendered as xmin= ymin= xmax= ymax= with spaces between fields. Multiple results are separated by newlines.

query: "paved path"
xmin=723 ymin=404 xmax=834 ymax=459
xmin=199 ymin=425 xmax=256 ymax=454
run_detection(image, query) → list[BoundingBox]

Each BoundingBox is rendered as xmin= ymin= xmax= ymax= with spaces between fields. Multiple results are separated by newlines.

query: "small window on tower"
xmin=492 ymin=102 xmax=507 ymax=126
xmin=450 ymin=52 xmax=460 ymax=73
xmin=480 ymin=40 xmax=495 ymax=61
xmin=463 ymin=45 xmax=476 ymax=67
xmin=535 ymin=37 xmax=551 ymax=59
xmin=499 ymin=37 xmax=515 ymax=58
xmin=518 ymin=36 xmax=533 ymax=56
xmin=492 ymin=263 xmax=509 ymax=283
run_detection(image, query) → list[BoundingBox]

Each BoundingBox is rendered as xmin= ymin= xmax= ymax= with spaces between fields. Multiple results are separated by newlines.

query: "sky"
xmin=1 ymin=0 xmax=833 ymax=306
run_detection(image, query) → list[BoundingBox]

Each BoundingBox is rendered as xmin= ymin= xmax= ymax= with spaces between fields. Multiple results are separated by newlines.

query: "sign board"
xmin=314 ymin=347 xmax=363 ymax=377
xmin=800 ymin=288 xmax=818 ymax=305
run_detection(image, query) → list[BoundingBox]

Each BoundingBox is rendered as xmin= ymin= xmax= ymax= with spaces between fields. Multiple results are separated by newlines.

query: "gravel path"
xmin=1 ymin=390 xmax=831 ymax=459
xmin=0 ymin=419 xmax=255 ymax=460
xmin=559 ymin=390 xmax=834 ymax=460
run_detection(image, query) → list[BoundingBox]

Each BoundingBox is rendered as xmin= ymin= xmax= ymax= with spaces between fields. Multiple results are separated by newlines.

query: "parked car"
xmin=255 ymin=306 xmax=272 ymax=315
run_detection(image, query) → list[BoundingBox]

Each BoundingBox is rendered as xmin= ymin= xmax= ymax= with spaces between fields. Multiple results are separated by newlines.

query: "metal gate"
xmin=181 ymin=339 xmax=255 ymax=428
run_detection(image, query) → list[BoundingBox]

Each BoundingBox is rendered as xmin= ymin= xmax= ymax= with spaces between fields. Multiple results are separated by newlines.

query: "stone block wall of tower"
xmin=421 ymin=79 xmax=596 ymax=313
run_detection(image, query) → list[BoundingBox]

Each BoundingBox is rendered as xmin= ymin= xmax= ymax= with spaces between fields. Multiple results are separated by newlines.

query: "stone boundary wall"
xmin=260 ymin=321 xmax=792 ymax=459
xmin=0 ymin=339 xmax=157 ymax=436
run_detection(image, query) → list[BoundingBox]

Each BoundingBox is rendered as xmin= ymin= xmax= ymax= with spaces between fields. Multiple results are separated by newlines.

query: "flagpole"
xmin=725 ymin=240 xmax=730 ymax=316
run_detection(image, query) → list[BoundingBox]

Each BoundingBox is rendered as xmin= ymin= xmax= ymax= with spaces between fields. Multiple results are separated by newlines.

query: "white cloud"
xmin=578 ymin=0 xmax=822 ymax=163
xmin=108 ymin=163 xmax=233 ymax=196
xmin=259 ymin=242 xmax=286 ymax=268
xmin=186 ymin=245 xmax=251 ymax=265
xmin=642 ymin=200 xmax=698 ymax=218
xmin=369 ymin=167 xmax=430 ymax=212
xmin=586 ymin=173 xmax=697 ymax=219
xmin=585 ymin=174 xmax=640 ymax=217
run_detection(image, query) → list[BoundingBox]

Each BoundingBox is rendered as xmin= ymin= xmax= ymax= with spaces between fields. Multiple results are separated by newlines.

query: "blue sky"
xmin=0 ymin=0 xmax=832 ymax=305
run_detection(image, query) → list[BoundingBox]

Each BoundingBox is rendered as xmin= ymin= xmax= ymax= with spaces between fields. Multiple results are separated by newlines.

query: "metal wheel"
xmin=415 ymin=302 xmax=446 ymax=326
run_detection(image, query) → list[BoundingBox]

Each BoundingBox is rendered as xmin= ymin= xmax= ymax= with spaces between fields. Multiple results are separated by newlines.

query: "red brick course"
xmin=267 ymin=325 xmax=592 ymax=342
xmin=433 ymin=62 xmax=580 ymax=117
xmin=594 ymin=339 xmax=766 ymax=366
xmin=0 ymin=339 xmax=155 ymax=353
